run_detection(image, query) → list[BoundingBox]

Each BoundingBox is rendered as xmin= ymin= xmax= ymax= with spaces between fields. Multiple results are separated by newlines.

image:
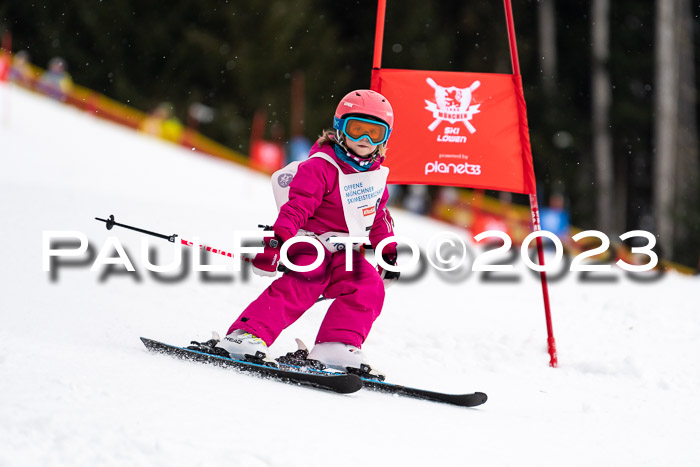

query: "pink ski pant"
xmin=228 ymin=241 xmax=385 ymax=348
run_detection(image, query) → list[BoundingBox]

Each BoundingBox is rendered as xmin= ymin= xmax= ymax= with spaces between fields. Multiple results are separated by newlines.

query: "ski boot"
xmin=187 ymin=332 xmax=231 ymax=358
xmin=218 ymin=329 xmax=279 ymax=368
xmin=308 ymin=342 xmax=385 ymax=381
xmin=276 ymin=338 xmax=327 ymax=371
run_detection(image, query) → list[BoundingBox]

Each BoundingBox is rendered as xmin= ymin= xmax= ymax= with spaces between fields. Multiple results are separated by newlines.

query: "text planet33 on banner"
xmin=371 ymin=69 xmax=536 ymax=194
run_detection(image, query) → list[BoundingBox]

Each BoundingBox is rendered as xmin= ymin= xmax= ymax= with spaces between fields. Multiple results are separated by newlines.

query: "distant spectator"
xmin=9 ymin=50 xmax=34 ymax=87
xmin=540 ymin=193 xmax=572 ymax=251
xmin=437 ymin=186 xmax=459 ymax=205
xmin=404 ymin=185 xmax=430 ymax=215
xmin=540 ymin=193 xmax=570 ymax=238
xmin=387 ymin=184 xmax=404 ymax=207
xmin=37 ymin=57 xmax=72 ymax=101
xmin=140 ymin=102 xmax=183 ymax=142
xmin=287 ymin=135 xmax=312 ymax=163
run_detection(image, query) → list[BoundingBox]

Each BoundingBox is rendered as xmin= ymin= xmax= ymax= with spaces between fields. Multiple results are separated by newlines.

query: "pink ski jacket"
xmin=272 ymin=141 xmax=395 ymax=251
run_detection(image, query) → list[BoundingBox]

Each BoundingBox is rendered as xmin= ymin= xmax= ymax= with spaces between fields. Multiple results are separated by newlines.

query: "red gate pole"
xmin=503 ymin=0 xmax=558 ymax=367
xmin=372 ymin=0 xmax=387 ymax=69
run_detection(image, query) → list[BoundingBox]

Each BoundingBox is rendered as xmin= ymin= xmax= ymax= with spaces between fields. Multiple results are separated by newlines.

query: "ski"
xmin=140 ymin=337 xmax=363 ymax=394
xmin=141 ymin=337 xmax=487 ymax=406
xmin=359 ymin=378 xmax=487 ymax=408
xmin=274 ymin=359 xmax=487 ymax=408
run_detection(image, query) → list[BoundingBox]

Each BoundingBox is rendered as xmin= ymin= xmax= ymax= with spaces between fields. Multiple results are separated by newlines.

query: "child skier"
xmin=219 ymin=89 xmax=399 ymax=377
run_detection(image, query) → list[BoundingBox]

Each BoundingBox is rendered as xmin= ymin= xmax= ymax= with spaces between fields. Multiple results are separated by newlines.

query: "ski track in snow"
xmin=1 ymin=83 xmax=699 ymax=467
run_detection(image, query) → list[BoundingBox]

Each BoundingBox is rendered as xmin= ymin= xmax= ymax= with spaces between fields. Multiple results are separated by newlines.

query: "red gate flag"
xmin=371 ymin=68 xmax=536 ymax=194
xmin=369 ymin=0 xmax=556 ymax=368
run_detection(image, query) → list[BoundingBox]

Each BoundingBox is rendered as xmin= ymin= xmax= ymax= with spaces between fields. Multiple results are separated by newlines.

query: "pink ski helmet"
xmin=334 ymin=89 xmax=394 ymax=129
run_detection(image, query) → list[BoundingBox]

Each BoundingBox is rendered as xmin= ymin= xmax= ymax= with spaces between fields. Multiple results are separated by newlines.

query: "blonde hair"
xmin=317 ymin=129 xmax=387 ymax=157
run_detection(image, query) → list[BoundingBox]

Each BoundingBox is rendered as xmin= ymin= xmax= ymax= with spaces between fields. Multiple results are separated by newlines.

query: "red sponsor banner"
xmin=371 ymin=68 xmax=536 ymax=194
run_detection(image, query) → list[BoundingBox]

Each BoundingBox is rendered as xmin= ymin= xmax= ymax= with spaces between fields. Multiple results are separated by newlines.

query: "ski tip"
xmin=472 ymin=392 xmax=488 ymax=406
xmin=339 ymin=374 xmax=363 ymax=394
xmin=140 ymin=337 xmax=159 ymax=349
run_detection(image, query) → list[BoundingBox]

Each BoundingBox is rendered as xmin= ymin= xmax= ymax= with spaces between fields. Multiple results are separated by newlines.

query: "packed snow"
xmin=1 ymin=83 xmax=699 ymax=466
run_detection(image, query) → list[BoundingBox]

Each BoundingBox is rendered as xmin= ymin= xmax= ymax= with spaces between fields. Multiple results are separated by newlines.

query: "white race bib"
xmin=271 ymin=152 xmax=389 ymax=251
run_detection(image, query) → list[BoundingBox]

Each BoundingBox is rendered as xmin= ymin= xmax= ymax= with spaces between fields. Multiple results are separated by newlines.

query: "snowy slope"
xmin=1 ymin=83 xmax=699 ymax=467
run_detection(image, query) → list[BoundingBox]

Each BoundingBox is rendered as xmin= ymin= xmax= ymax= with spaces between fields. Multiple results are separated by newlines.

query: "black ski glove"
xmin=378 ymin=254 xmax=400 ymax=288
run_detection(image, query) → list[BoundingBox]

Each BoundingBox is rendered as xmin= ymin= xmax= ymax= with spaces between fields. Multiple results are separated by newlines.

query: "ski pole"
xmin=94 ymin=214 xmax=329 ymax=302
xmin=94 ymin=214 xmax=246 ymax=262
xmin=93 ymin=214 xmax=326 ymax=297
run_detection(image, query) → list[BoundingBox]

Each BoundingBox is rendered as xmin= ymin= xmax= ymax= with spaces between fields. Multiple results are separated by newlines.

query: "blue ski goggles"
xmin=333 ymin=116 xmax=391 ymax=146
